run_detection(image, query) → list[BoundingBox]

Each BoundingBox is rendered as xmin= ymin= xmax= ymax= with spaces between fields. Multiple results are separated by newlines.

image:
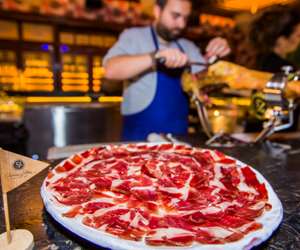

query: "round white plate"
xmin=41 ymin=145 xmax=283 ymax=250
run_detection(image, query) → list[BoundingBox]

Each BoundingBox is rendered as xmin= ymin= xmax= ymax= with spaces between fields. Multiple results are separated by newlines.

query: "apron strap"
xmin=150 ymin=26 xmax=159 ymax=51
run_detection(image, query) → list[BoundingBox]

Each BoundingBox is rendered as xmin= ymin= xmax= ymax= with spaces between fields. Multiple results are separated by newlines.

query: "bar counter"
xmin=1 ymin=136 xmax=300 ymax=250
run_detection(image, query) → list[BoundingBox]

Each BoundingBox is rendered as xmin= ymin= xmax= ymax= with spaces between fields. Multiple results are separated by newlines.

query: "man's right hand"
xmin=155 ymin=48 xmax=188 ymax=68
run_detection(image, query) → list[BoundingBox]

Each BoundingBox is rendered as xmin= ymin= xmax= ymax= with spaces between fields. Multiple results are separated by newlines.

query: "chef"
xmin=103 ymin=0 xmax=231 ymax=141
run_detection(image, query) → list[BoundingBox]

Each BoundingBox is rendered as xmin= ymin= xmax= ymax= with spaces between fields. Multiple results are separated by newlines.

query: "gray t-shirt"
xmin=103 ymin=26 xmax=205 ymax=115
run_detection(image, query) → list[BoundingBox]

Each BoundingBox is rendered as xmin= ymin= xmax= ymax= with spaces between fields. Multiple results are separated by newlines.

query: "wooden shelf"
xmin=0 ymin=10 xmax=135 ymax=34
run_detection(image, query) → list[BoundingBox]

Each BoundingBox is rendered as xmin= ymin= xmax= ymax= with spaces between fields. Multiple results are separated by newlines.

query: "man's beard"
xmin=156 ymin=22 xmax=184 ymax=42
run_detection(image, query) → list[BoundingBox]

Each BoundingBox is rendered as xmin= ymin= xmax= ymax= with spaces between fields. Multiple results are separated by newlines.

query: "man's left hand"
xmin=205 ymin=37 xmax=231 ymax=59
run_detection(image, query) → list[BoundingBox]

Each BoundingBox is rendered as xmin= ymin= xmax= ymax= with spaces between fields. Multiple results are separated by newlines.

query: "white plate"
xmin=41 ymin=145 xmax=283 ymax=250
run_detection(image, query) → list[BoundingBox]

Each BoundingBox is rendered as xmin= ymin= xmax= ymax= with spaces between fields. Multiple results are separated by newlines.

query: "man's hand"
xmin=205 ymin=37 xmax=231 ymax=59
xmin=155 ymin=48 xmax=188 ymax=68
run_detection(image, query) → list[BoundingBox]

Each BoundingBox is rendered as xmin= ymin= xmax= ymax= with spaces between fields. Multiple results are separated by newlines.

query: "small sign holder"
xmin=0 ymin=149 xmax=49 ymax=250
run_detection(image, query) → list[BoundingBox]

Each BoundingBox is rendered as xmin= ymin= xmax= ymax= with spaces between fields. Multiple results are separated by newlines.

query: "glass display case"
xmin=93 ymin=56 xmax=104 ymax=92
xmin=21 ymin=51 xmax=54 ymax=91
xmin=61 ymin=54 xmax=89 ymax=92
xmin=22 ymin=23 xmax=54 ymax=43
xmin=0 ymin=16 xmax=116 ymax=96
xmin=0 ymin=50 xmax=18 ymax=91
xmin=0 ymin=20 xmax=19 ymax=40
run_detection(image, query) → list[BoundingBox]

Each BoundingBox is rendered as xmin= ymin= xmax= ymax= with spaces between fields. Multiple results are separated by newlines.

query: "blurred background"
xmin=1 ymin=0 xmax=300 ymax=159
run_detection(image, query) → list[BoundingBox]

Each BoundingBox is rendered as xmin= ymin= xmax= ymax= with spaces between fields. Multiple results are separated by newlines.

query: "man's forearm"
xmin=104 ymin=53 xmax=153 ymax=80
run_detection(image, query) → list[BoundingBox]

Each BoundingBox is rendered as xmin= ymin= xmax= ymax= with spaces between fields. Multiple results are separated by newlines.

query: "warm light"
xmin=93 ymin=65 xmax=104 ymax=92
xmin=210 ymin=97 xmax=251 ymax=107
xmin=25 ymin=60 xmax=49 ymax=67
xmin=24 ymin=78 xmax=54 ymax=84
xmin=93 ymin=86 xmax=101 ymax=92
xmin=214 ymin=110 xmax=220 ymax=117
xmin=26 ymin=96 xmax=121 ymax=103
xmin=24 ymin=68 xmax=53 ymax=77
xmin=26 ymin=97 xmax=92 ymax=103
xmin=62 ymin=72 xmax=89 ymax=78
xmin=99 ymin=96 xmax=123 ymax=102
xmin=200 ymin=14 xmax=235 ymax=27
xmin=24 ymin=85 xmax=54 ymax=91
xmin=93 ymin=80 xmax=101 ymax=85
xmin=62 ymin=79 xmax=89 ymax=85
xmin=0 ymin=77 xmax=15 ymax=83
xmin=218 ymin=0 xmax=295 ymax=13
xmin=93 ymin=67 xmax=105 ymax=75
xmin=0 ymin=65 xmax=18 ymax=74
xmin=62 ymin=86 xmax=89 ymax=92
xmin=251 ymin=4 xmax=258 ymax=14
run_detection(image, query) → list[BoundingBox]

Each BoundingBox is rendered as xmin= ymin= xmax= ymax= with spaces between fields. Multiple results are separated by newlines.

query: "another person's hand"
xmin=155 ymin=48 xmax=188 ymax=68
xmin=205 ymin=37 xmax=231 ymax=60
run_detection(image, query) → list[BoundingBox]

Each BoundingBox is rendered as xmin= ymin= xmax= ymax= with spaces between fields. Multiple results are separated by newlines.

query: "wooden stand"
xmin=0 ymin=229 xmax=34 ymax=250
xmin=0 ymin=193 xmax=34 ymax=250
xmin=0 ymin=149 xmax=49 ymax=250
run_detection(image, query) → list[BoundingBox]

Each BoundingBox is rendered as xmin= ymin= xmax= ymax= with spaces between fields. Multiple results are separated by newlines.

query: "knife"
xmin=156 ymin=55 xmax=218 ymax=68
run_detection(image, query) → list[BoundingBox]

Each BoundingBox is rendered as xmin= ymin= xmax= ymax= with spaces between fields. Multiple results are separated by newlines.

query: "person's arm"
xmin=104 ymin=53 xmax=153 ymax=81
xmin=103 ymin=29 xmax=149 ymax=81
xmin=104 ymin=48 xmax=189 ymax=81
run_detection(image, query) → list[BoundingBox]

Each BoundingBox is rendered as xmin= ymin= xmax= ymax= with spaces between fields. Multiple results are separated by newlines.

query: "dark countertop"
xmin=1 ymin=137 xmax=300 ymax=250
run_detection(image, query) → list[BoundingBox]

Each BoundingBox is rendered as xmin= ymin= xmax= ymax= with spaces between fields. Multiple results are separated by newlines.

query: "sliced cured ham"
xmin=44 ymin=143 xmax=278 ymax=248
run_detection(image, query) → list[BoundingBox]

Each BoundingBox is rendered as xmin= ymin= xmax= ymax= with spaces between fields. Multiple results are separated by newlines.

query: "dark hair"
xmin=156 ymin=0 xmax=192 ymax=9
xmin=250 ymin=5 xmax=300 ymax=53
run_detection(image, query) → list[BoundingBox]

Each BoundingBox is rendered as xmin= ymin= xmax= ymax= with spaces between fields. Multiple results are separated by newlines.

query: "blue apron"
xmin=122 ymin=27 xmax=189 ymax=141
